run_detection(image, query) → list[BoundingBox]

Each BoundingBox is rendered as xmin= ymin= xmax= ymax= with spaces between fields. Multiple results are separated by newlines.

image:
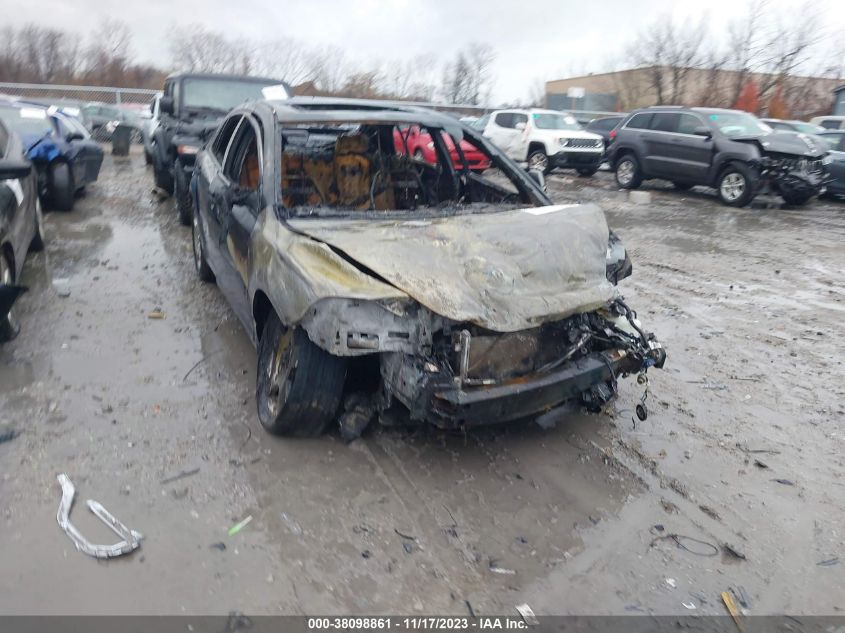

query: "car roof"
xmin=258 ymin=97 xmax=470 ymax=128
xmin=165 ymin=72 xmax=287 ymax=85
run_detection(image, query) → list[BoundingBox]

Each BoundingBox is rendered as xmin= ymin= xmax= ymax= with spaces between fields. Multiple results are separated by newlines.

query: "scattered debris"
xmin=147 ymin=308 xmax=166 ymax=319
xmin=731 ymin=586 xmax=751 ymax=609
xmin=660 ymin=499 xmax=680 ymax=514
xmin=228 ymin=515 xmax=253 ymax=536
xmin=682 ymin=601 xmax=697 ymax=610
xmin=0 ymin=427 xmax=19 ymax=444
xmin=722 ymin=543 xmax=747 ymax=561
xmin=465 ymin=600 xmax=475 ymax=618
xmin=753 ymin=459 xmax=769 ymax=469
xmin=280 ymin=512 xmax=303 ymax=536
xmin=699 ymin=504 xmax=721 ymax=520
xmin=160 ymin=467 xmax=200 ymax=485
xmin=721 ymin=590 xmax=746 ymax=633
xmin=515 ymin=604 xmax=538 ymax=626
xmin=736 ymin=444 xmax=781 ymax=455
xmin=56 ymin=473 xmax=143 ymax=559
xmin=338 ymin=393 xmax=377 ymax=441
xmin=182 ymin=351 xmax=221 ymax=382
xmin=209 ymin=542 xmax=226 ymax=551
xmin=665 ymin=578 xmax=677 ymax=588
xmin=394 ymin=528 xmax=417 ymax=541
xmin=361 ymin=550 xmax=372 ymax=559
xmin=650 ymin=527 xmax=719 ymax=557
xmin=817 ymin=558 xmax=840 ymax=567
xmin=772 ymin=478 xmax=795 ymax=486
xmin=53 ymin=278 xmax=71 ymax=298
xmin=489 ymin=560 xmax=516 ymax=575
xmin=403 ymin=541 xmax=416 ymax=555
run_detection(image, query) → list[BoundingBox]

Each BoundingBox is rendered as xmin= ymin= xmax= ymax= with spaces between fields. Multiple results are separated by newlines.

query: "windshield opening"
xmin=706 ymin=112 xmax=771 ymax=138
xmin=279 ymin=120 xmax=540 ymax=218
xmin=0 ymin=106 xmax=55 ymax=138
xmin=181 ymin=79 xmax=278 ymax=112
xmin=532 ymin=112 xmax=582 ymax=131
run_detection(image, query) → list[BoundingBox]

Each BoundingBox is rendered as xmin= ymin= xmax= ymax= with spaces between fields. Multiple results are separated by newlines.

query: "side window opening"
xmin=226 ymin=119 xmax=261 ymax=192
xmin=213 ymin=116 xmax=242 ymax=163
xmin=677 ymin=114 xmax=701 ymax=135
xmin=652 ymin=113 xmax=679 ymax=133
xmin=495 ymin=112 xmax=514 ymax=128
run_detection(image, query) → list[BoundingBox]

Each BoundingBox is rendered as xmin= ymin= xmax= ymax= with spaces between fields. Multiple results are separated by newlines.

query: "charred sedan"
xmin=191 ymin=98 xmax=664 ymax=437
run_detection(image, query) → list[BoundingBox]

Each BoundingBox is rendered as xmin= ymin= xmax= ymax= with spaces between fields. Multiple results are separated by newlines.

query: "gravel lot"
xmin=1 ymin=150 xmax=843 ymax=616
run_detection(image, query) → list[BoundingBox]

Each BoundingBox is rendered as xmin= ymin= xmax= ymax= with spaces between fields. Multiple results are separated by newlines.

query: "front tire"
xmin=49 ymin=162 xmax=75 ymax=211
xmin=256 ymin=316 xmax=347 ymax=437
xmin=614 ymin=154 xmax=642 ymax=189
xmin=174 ymin=162 xmax=193 ymax=226
xmin=527 ymin=149 xmax=550 ymax=174
xmin=153 ymin=147 xmax=174 ymax=195
xmin=192 ymin=210 xmax=215 ymax=283
xmin=717 ymin=164 xmax=755 ymax=207
xmin=0 ymin=254 xmax=19 ymax=342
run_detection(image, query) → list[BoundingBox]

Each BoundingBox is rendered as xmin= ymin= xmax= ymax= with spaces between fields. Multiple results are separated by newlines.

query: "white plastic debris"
xmin=56 ymin=474 xmax=142 ymax=559
xmin=665 ymin=578 xmax=677 ymax=588
xmin=515 ymin=604 xmax=538 ymax=626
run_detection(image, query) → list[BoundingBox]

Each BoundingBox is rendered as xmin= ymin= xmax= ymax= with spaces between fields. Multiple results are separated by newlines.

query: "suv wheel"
xmin=256 ymin=315 xmax=347 ymax=437
xmin=527 ymin=149 xmax=550 ymax=174
xmin=153 ymin=148 xmax=175 ymax=195
xmin=717 ymin=164 xmax=754 ymax=207
xmin=615 ymin=154 xmax=642 ymax=189
xmin=192 ymin=210 xmax=215 ymax=283
xmin=0 ymin=253 xmax=20 ymax=342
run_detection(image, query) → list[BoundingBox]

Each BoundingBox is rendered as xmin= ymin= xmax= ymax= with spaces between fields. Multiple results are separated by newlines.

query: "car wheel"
xmin=192 ymin=210 xmax=215 ymax=283
xmin=174 ymin=163 xmax=193 ymax=226
xmin=780 ymin=191 xmax=813 ymax=207
xmin=672 ymin=181 xmax=693 ymax=191
xmin=615 ymin=154 xmax=642 ymax=189
xmin=153 ymin=149 xmax=174 ymax=195
xmin=49 ymin=162 xmax=75 ymax=211
xmin=527 ymin=149 xmax=550 ymax=174
xmin=256 ymin=315 xmax=347 ymax=437
xmin=577 ymin=167 xmax=598 ymax=177
xmin=0 ymin=253 xmax=19 ymax=342
xmin=717 ymin=164 xmax=755 ymax=207
xmin=144 ymin=149 xmax=152 ymax=165
xmin=30 ymin=198 xmax=45 ymax=252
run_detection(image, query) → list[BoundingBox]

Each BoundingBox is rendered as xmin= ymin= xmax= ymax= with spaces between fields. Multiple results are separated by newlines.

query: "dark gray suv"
xmin=609 ymin=107 xmax=830 ymax=207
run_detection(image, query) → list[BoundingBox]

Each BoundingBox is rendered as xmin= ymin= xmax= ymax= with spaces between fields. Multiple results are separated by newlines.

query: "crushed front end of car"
xmin=742 ymin=132 xmax=830 ymax=203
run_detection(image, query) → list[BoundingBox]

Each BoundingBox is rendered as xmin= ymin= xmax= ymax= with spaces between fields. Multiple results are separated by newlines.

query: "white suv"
xmin=471 ymin=109 xmax=604 ymax=175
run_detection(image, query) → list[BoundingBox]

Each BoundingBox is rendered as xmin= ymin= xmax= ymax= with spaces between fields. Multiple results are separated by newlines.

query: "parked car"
xmin=470 ymin=109 xmax=604 ymax=175
xmin=0 ymin=99 xmax=104 ymax=211
xmin=190 ymin=97 xmax=664 ymax=438
xmin=585 ymin=115 xmax=625 ymax=147
xmin=819 ymin=130 xmax=845 ymax=199
xmin=610 ymin=107 xmax=829 ymax=207
xmin=152 ymin=72 xmax=290 ymax=225
xmin=0 ymin=117 xmax=46 ymax=341
xmin=760 ymin=118 xmax=826 ymax=135
xmin=393 ymin=124 xmax=491 ymax=171
xmin=810 ymin=115 xmax=845 ymax=131
xmin=142 ymin=94 xmax=162 ymax=165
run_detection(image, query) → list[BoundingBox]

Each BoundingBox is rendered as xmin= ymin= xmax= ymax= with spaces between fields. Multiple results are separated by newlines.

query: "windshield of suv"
xmin=706 ymin=112 xmax=771 ymax=138
xmin=790 ymin=121 xmax=824 ymax=135
xmin=0 ymin=105 xmax=55 ymax=137
xmin=182 ymin=78 xmax=278 ymax=112
xmin=276 ymin=120 xmax=543 ymax=218
xmin=532 ymin=113 xmax=582 ymax=131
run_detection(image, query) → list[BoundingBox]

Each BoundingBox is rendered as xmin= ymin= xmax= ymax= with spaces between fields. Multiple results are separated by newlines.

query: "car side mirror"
xmin=527 ymin=168 xmax=546 ymax=190
xmin=693 ymin=126 xmax=712 ymax=138
xmin=0 ymin=159 xmax=32 ymax=180
xmin=515 ymin=122 xmax=526 ymax=131
xmin=160 ymin=97 xmax=174 ymax=115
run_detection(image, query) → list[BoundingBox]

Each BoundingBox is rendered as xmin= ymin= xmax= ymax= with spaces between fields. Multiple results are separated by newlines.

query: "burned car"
xmin=191 ymin=97 xmax=665 ymax=437
xmin=610 ymin=107 xmax=829 ymax=207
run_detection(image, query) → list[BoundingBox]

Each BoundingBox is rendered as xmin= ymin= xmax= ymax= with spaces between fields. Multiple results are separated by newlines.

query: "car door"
xmin=486 ymin=112 xmax=523 ymax=159
xmin=641 ymin=112 xmax=680 ymax=178
xmin=671 ymin=113 xmax=713 ymax=183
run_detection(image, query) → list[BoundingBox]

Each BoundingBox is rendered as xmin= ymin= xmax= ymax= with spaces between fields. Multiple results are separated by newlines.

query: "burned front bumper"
xmin=380 ymin=329 xmax=664 ymax=430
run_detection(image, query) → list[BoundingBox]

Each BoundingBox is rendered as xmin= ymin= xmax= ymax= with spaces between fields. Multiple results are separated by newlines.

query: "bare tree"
xmin=168 ymin=24 xmax=253 ymax=75
xmin=440 ymin=42 xmax=496 ymax=105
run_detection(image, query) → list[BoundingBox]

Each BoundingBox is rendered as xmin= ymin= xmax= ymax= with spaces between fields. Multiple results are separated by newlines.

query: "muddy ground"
xmin=1 ymin=150 xmax=843 ymax=616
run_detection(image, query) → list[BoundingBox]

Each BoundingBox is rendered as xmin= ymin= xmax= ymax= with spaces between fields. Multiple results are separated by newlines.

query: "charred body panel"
xmin=192 ymin=97 xmax=664 ymax=435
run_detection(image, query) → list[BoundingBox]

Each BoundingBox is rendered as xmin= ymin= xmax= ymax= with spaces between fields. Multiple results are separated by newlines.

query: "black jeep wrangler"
xmin=152 ymin=73 xmax=289 ymax=224
xmin=609 ymin=106 xmax=830 ymax=207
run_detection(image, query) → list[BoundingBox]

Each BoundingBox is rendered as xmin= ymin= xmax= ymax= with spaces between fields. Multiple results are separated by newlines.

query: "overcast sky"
xmin=5 ymin=0 xmax=843 ymax=102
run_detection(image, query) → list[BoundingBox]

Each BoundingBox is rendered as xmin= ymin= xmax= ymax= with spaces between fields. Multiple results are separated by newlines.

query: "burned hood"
xmin=287 ymin=204 xmax=616 ymax=332
xmin=735 ymin=131 xmax=828 ymax=157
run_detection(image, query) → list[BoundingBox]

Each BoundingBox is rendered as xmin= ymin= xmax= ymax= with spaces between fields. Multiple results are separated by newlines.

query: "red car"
xmin=394 ymin=125 xmax=490 ymax=171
